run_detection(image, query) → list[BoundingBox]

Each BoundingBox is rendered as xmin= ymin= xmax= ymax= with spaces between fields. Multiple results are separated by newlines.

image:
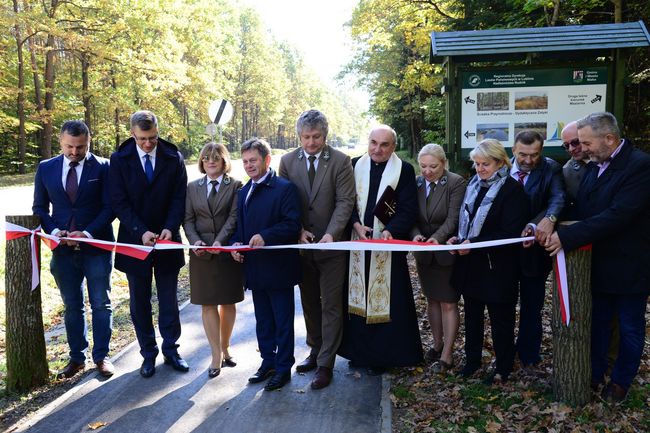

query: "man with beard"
xmin=546 ymin=112 xmax=650 ymax=402
xmin=510 ymin=130 xmax=565 ymax=370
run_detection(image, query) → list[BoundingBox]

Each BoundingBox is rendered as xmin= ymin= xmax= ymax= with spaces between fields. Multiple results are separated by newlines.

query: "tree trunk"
xmin=13 ymin=0 xmax=27 ymax=174
xmin=611 ymin=0 xmax=622 ymax=23
xmin=552 ymin=231 xmax=592 ymax=406
xmin=26 ymin=34 xmax=45 ymax=152
xmin=81 ymin=52 xmax=92 ymax=150
xmin=5 ymin=215 xmax=49 ymax=392
xmin=111 ymin=69 xmax=120 ymax=150
xmin=42 ymin=32 xmax=56 ymax=160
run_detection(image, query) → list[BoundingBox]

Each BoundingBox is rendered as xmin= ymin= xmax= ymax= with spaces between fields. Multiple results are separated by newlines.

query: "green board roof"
xmin=430 ymin=21 xmax=650 ymax=63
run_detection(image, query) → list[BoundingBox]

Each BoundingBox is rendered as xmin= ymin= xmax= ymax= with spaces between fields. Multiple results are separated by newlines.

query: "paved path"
xmin=11 ymin=288 xmax=390 ymax=433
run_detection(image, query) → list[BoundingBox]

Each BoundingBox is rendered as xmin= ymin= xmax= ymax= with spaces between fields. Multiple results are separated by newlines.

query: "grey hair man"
xmin=278 ymin=109 xmax=355 ymax=389
xmin=546 ymin=112 xmax=650 ymax=402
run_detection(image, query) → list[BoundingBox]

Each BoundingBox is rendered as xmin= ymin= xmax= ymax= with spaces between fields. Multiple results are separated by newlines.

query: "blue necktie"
xmin=144 ymin=154 xmax=154 ymax=183
xmin=245 ymin=182 xmax=256 ymax=212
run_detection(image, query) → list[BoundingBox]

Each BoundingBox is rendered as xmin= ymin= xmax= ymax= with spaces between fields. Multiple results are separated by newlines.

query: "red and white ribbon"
xmin=5 ymin=222 xmax=44 ymax=291
xmin=6 ymin=221 xmax=540 ymax=291
xmin=554 ymin=249 xmax=570 ymax=326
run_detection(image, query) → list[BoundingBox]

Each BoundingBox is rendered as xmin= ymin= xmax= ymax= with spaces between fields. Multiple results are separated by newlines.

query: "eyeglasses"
xmin=201 ymin=156 xmax=221 ymax=162
xmin=135 ymin=135 xmax=158 ymax=143
xmin=562 ymin=138 xmax=580 ymax=150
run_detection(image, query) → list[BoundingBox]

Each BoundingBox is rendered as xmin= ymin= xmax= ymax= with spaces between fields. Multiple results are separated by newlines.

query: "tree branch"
xmin=408 ymin=0 xmax=454 ymax=20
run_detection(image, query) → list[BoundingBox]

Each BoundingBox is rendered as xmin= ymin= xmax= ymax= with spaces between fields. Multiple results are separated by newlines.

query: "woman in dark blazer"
xmin=183 ymin=142 xmax=244 ymax=378
xmin=411 ymin=144 xmax=466 ymax=374
xmin=448 ymin=139 xmax=529 ymax=385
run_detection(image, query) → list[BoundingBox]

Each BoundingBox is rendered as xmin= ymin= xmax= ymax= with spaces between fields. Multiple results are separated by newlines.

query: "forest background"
xmin=2 ymin=0 xmax=650 ymax=173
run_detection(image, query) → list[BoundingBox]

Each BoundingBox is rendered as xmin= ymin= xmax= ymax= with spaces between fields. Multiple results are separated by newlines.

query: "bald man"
xmin=560 ymin=121 xmax=589 ymax=216
xmin=339 ymin=125 xmax=423 ymax=373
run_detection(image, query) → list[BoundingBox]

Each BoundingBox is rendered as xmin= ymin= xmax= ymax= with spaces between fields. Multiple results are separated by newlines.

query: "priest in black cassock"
xmin=339 ymin=125 xmax=423 ymax=373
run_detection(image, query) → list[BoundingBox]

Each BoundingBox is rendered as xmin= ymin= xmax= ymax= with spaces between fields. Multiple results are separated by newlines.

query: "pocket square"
xmin=87 ymin=178 xmax=99 ymax=182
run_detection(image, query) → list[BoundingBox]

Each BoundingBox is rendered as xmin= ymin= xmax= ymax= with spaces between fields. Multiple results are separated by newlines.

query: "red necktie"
xmin=517 ymin=171 xmax=527 ymax=185
xmin=66 ymin=161 xmax=79 ymax=230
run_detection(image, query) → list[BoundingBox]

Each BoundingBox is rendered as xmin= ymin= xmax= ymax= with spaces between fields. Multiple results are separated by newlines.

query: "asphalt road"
xmin=11 ymin=289 xmax=389 ymax=433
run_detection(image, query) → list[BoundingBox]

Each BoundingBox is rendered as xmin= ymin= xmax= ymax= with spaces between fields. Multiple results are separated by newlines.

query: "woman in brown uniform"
xmin=411 ymin=144 xmax=466 ymax=374
xmin=184 ymin=142 xmax=244 ymax=378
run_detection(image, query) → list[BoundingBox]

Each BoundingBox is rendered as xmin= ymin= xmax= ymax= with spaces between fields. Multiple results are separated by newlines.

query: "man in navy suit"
xmin=510 ymin=130 xmax=565 ymax=369
xmin=109 ymin=111 xmax=188 ymax=378
xmin=231 ymin=138 xmax=302 ymax=391
xmin=33 ymin=120 xmax=115 ymax=378
xmin=546 ymin=112 xmax=650 ymax=402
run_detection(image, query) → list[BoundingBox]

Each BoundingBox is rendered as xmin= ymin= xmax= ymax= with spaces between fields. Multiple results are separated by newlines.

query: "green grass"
xmin=392 ymin=384 xmax=415 ymax=400
xmin=0 ymin=173 xmax=35 ymax=189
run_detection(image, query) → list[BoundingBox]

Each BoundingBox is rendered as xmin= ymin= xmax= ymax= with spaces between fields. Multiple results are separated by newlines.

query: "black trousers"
xmin=464 ymin=295 xmax=516 ymax=376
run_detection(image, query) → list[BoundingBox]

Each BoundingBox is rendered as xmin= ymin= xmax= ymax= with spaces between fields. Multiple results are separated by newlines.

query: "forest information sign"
xmin=460 ymin=67 xmax=608 ymax=148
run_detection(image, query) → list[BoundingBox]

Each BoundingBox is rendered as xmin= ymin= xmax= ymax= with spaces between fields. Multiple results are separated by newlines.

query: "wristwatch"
xmin=546 ymin=214 xmax=557 ymax=223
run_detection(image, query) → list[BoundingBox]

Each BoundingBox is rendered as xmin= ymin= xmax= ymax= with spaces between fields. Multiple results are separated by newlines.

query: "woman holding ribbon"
xmin=183 ymin=142 xmax=244 ymax=378
xmin=411 ymin=144 xmax=466 ymax=374
xmin=448 ymin=139 xmax=529 ymax=385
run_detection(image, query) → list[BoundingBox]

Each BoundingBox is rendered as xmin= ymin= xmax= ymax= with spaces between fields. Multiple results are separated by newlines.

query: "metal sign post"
xmin=207 ymin=99 xmax=234 ymax=143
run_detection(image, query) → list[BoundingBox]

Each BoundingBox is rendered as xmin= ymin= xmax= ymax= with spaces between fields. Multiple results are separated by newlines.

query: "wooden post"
xmin=551 ymin=223 xmax=591 ymax=406
xmin=5 ymin=215 xmax=49 ymax=391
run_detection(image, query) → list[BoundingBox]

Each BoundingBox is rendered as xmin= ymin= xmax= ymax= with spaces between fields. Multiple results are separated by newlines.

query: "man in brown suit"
xmin=278 ymin=109 xmax=355 ymax=389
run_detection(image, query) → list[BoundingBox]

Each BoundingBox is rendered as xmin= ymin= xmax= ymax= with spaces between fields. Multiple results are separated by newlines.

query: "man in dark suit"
xmin=546 ymin=112 xmax=650 ymax=402
xmin=109 ymin=110 xmax=188 ymax=378
xmin=278 ymin=110 xmax=355 ymax=389
xmin=33 ymin=120 xmax=115 ymax=378
xmin=231 ymin=138 xmax=302 ymax=391
xmin=560 ymin=121 xmax=589 ymax=215
xmin=510 ymin=130 xmax=565 ymax=369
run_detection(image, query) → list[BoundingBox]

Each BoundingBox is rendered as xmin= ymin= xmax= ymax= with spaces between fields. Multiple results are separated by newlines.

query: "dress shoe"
xmin=431 ymin=359 xmax=454 ymax=374
xmin=95 ymin=359 xmax=115 ymax=377
xmin=367 ymin=366 xmax=387 ymax=376
xmin=457 ymin=363 xmax=480 ymax=379
xmin=483 ymin=369 xmax=508 ymax=385
xmin=591 ymin=379 xmax=605 ymax=392
xmin=221 ymin=357 xmax=237 ymax=368
xmin=602 ymin=382 xmax=627 ymax=403
xmin=424 ymin=347 xmax=442 ymax=362
xmin=264 ymin=371 xmax=291 ymax=391
xmin=296 ymin=354 xmax=317 ymax=373
xmin=164 ymin=354 xmax=190 ymax=372
xmin=208 ymin=367 xmax=221 ymax=378
xmin=248 ymin=366 xmax=276 ymax=384
xmin=311 ymin=366 xmax=333 ymax=390
xmin=57 ymin=361 xmax=85 ymax=379
xmin=140 ymin=359 xmax=156 ymax=378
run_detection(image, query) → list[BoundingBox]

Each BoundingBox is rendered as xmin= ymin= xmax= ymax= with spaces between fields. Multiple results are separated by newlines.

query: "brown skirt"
xmin=189 ymin=254 xmax=244 ymax=305
xmin=415 ymin=260 xmax=459 ymax=303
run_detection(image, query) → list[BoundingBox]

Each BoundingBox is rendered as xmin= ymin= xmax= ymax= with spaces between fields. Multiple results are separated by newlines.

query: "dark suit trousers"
xmin=299 ymin=250 xmax=345 ymax=368
xmin=592 ymin=292 xmax=648 ymax=389
xmin=516 ymin=274 xmax=548 ymax=365
xmin=464 ymin=296 xmax=516 ymax=376
xmin=252 ymin=287 xmax=295 ymax=373
xmin=126 ymin=268 xmax=181 ymax=360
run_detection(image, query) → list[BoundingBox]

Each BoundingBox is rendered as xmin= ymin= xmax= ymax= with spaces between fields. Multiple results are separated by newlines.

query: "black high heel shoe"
xmin=221 ymin=357 xmax=237 ymax=368
xmin=208 ymin=367 xmax=221 ymax=378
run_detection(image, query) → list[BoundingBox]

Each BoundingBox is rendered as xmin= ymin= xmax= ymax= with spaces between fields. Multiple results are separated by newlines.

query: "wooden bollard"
xmin=5 ymin=215 xmax=49 ymax=391
xmin=551 ymin=222 xmax=592 ymax=406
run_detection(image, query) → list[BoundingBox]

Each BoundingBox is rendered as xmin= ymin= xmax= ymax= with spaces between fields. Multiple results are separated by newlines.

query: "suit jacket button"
xmin=309 ymin=206 xmax=313 ymax=211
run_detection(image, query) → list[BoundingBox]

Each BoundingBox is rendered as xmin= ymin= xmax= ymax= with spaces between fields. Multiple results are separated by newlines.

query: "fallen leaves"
xmin=391 ymin=257 xmax=650 ymax=433
xmin=88 ymin=421 xmax=107 ymax=430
